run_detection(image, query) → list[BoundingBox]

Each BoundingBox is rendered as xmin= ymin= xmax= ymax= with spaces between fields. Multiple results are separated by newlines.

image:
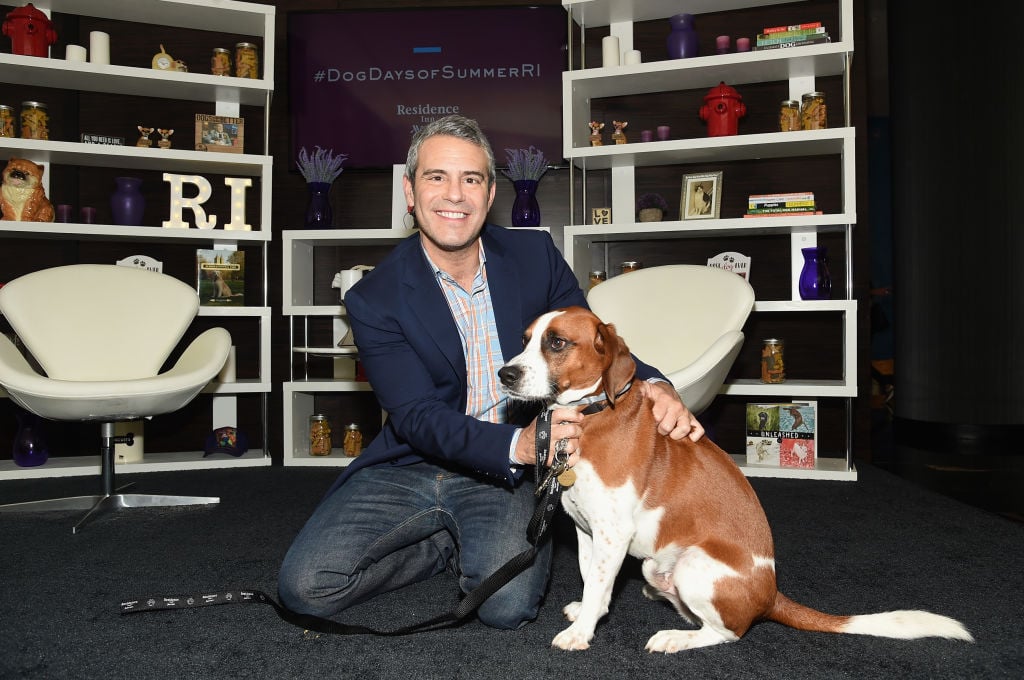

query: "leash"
xmin=119 ymin=410 xmax=566 ymax=636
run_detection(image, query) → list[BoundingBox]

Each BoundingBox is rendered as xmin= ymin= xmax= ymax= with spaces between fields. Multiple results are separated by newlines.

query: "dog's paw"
xmin=552 ymin=624 xmax=593 ymax=651
xmin=642 ymin=585 xmax=663 ymax=601
xmin=645 ymin=627 xmax=732 ymax=653
xmin=562 ymin=601 xmax=582 ymax=621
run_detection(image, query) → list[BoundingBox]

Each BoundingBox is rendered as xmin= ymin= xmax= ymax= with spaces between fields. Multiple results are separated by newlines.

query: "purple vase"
xmin=305 ymin=181 xmax=333 ymax=228
xmin=110 ymin=176 xmax=145 ymax=226
xmin=666 ymin=14 xmax=699 ymax=59
xmin=12 ymin=410 xmax=48 ymax=468
xmin=798 ymin=246 xmax=832 ymax=300
xmin=511 ymin=179 xmax=541 ymax=227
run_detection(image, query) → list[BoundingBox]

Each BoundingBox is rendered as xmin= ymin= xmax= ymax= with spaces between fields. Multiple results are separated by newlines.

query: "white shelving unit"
xmin=562 ymin=0 xmax=857 ymax=480
xmin=0 ymin=0 xmax=274 ymax=480
xmin=281 ymin=228 xmax=416 ymax=467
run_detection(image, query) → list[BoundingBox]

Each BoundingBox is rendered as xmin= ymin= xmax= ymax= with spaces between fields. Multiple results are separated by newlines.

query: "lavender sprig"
xmin=297 ymin=146 xmax=349 ymax=184
xmin=501 ymin=146 xmax=549 ymax=182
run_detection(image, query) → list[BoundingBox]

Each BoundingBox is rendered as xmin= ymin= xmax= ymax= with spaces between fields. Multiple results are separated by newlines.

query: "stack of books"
xmin=753 ymin=22 xmax=831 ymax=51
xmin=745 ymin=192 xmax=821 ymax=217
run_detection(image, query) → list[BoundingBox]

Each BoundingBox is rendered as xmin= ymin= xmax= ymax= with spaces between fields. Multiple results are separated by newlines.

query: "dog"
xmin=498 ymin=306 xmax=972 ymax=653
xmin=1 ymin=158 xmax=54 ymax=222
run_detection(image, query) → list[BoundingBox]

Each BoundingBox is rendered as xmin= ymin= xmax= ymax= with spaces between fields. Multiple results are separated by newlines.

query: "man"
xmin=278 ymin=115 xmax=702 ymax=630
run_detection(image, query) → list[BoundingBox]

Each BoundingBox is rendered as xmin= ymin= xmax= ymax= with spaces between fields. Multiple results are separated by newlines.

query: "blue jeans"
xmin=278 ymin=461 xmax=551 ymax=630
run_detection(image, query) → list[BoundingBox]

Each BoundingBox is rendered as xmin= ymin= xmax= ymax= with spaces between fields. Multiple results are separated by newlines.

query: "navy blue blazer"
xmin=327 ymin=224 xmax=665 ymax=497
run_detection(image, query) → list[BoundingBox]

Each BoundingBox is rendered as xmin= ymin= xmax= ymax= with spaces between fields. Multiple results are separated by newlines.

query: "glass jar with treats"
xmin=343 ymin=423 xmax=363 ymax=457
xmin=800 ymin=92 xmax=827 ymax=130
xmin=234 ymin=42 xmax=259 ymax=79
xmin=211 ymin=48 xmax=231 ymax=76
xmin=20 ymin=101 xmax=48 ymax=140
xmin=309 ymin=414 xmax=332 ymax=456
xmin=0 ymin=105 xmax=14 ymax=137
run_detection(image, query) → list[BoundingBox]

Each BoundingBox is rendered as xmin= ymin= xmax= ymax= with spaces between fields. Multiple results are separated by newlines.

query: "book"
xmin=745 ymin=402 xmax=817 ymax=468
xmin=757 ymin=31 xmax=830 ymax=47
xmin=753 ymin=35 xmax=832 ymax=51
xmin=747 ymin=205 xmax=819 ymax=214
xmin=748 ymin=192 xmax=815 ymax=201
xmin=743 ymin=211 xmax=822 ymax=217
xmin=747 ymin=200 xmax=817 ymax=209
xmin=757 ymin=27 xmax=826 ymax=41
xmin=762 ymin=21 xmax=822 ymax=34
xmin=196 ymin=249 xmax=245 ymax=306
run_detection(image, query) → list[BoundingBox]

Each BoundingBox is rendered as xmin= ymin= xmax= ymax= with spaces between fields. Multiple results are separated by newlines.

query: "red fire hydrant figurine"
xmin=2 ymin=3 xmax=57 ymax=58
xmin=699 ymin=81 xmax=746 ymax=137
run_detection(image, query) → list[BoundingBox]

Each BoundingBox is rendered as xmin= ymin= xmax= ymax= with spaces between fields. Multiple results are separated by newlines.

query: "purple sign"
xmin=288 ymin=7 xmax=566 ymax=170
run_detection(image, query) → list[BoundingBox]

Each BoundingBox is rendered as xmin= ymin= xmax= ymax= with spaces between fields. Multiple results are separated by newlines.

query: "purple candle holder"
xmin=55 ymin=204 xmax=73 ymax=223
xmin=80 ymin=206 xmax=97 ymax=224
xmin=736 ymin=37 xmax=751 ymax=52
xmin=640 ymin=129 xmax=654 ymax=143
xmin=716 ymin=35 xmax=731 ymax=54
xmin=656 ymin=125 xmax=671 ymax=141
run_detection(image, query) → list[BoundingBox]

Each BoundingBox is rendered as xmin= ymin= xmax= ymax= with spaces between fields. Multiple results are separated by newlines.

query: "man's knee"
xmin=476 ymin=587 xmax=542 ymax=630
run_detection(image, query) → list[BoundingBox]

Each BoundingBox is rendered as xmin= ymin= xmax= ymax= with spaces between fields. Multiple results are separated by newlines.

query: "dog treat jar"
xmin=234 ymin=42 xmax=258 ymax=78
xmin=760 ymin=338 xmax=786 ymax=384
xmin=211 ymin=47 xmax=231 ymax=76
xmin=309 ymin=414 xmax=332 ymax=456
xmin=20 ymin=101 xmax=48 ymax=139
xmin=0 ymin=105 xmax=14 ymax=137
xmin=343 ymin=423 xmax=362 ymax=457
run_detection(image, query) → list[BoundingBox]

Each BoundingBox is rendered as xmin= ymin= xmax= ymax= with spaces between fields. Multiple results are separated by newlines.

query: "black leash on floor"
xmin=119 ymin=410 xmax=564 ymax=636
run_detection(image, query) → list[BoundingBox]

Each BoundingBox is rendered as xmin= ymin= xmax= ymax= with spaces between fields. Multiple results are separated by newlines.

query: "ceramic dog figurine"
xmin=1 ymin=158 xmax=54 ymax=222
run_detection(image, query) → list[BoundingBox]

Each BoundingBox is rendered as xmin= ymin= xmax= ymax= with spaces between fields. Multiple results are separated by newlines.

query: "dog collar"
xmin=554 ymin=381 xmax=633 ymax=416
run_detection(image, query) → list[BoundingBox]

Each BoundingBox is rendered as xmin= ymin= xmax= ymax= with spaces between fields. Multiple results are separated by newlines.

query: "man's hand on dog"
xmin=642 ymin=380 xmax=704 ymax=442
xmin=514 ymin=406 xmax=584 ymax=467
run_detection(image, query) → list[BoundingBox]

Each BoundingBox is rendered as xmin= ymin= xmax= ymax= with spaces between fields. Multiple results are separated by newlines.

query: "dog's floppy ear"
xmin=595 ymin=321 xmax=635 ymax=406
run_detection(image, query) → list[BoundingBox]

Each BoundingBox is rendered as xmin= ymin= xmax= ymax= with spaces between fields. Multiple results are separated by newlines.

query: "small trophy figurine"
xmin=156 ymin=128 xmax=174 ymax=149
xmin=588 ymin=121 xmax=605 ymax=147
xmin=136 ymin=126 xmax=154 ymax=148
xmin=612 ymin=120 xmax=629 ymax=144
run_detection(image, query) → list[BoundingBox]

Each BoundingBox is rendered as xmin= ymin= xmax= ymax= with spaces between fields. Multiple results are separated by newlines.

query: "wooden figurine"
xmin=612 ymin=120 xmax=628 ymax=144
xmin=157 ymin=128 xmax=174 ymax=149
xmin=588 ymin=121 xmax=605 ymax=147
xmin=137 ymin=126 xmax=154 ymax=148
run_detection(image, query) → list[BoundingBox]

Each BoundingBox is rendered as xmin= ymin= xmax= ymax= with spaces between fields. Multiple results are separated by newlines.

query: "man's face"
xmin=404 ymin=135 xmax=495 ymax=254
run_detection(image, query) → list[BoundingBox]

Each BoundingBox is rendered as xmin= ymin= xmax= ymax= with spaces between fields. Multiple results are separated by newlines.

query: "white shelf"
xmin=0 ymin=137 xmax=273 ymax=176
xmin=731 ymin=455 xmax=857 ymax=481
xmin=563 ymin=0 xmax=806 ymax=26
xmin=0 ymin=0 xmax=275 ymax=479
xmin=565 ymin=128 xmax=853 ymax=170
xmin=0 ymin=448 xmax=270 ymax=481
xmin=563 ymin=0 xmax=857 ymax=478
xmin=0 ymin=53 xmax=271 ymax=106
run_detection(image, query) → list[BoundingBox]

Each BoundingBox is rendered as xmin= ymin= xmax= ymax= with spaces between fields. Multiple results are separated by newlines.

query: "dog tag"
xmin=557 ymin=468 xmax=576 ymax=488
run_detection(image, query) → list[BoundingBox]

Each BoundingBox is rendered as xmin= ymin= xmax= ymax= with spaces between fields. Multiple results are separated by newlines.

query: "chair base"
xmin=0 ymin=492 xmax=220 ymax=533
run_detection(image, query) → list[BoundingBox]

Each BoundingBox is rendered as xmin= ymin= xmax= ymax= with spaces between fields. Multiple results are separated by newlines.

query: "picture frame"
xmin=194 ymin=114 xmax=244 ymax=154
xmin=680 ymin=171 xmax=723 ymax=220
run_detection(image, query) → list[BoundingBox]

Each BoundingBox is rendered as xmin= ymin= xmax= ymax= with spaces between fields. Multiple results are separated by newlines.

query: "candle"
xmin=55 ymin=204 xmax=73 ymax=222
xmin=65 ymin=45 xmax=87 ymax=62
xmin=623 ymin=49 xmax=642 ymax=65
xmin=656 ymin=125 xmax=671 ymax=141
xmin=601 ymin=35 xmax=620 ymax=68
xmin=640 ymin=129 xmax=653 ymax=143
xmin=716 ymin=35 xmax=731 ymax=54
xmin=736 ymin=37 xmax=752 ymax=52
xmin=80 ymin=206 xmax=97 ymax=224
xmin=89 ymin=31 xmax=110 ymax=65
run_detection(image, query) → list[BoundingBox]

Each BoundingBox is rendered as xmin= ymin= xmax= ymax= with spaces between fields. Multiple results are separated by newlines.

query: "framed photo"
xmin=680 ymin=171 xmax=723 ymax=220
xmin=194 ymin=114 xmax=244 ymax=154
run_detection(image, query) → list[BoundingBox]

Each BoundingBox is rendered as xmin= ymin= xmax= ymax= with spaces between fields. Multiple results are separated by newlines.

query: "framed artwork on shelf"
xmin=681 ymin=171 xmax=723 ymax=220
xmin=194 ymin=114 xmax=244 ymax=154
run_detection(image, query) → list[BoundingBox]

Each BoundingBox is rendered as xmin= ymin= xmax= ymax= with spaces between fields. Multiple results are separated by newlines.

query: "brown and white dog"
xmin=498 ymin=306 xmax=972 ymax=653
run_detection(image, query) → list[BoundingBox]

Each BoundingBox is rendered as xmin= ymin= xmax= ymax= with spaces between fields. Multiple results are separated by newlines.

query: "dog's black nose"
xmin=11 ymin=170 xmax=27 ymax=181
xmin=498 ymin=365 xmax=521 ymax=387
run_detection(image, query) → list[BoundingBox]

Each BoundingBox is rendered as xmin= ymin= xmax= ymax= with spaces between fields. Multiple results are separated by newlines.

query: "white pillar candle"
xmin=89 ymin=31 xmax=110 ymax=65
xmin=218 ymin=346 xmax=237 ymax=383
xmin=65 ymin=45 xmax=87 ymax=62
xmin=624 ymin=49 xmax=642 ymax=65
xmin=601 ymin=35 xmax=620 ymax=68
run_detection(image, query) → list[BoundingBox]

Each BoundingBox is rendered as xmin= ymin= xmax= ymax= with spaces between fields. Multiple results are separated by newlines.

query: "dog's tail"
xmin=767 ymin=593 xmax=974 ymax=642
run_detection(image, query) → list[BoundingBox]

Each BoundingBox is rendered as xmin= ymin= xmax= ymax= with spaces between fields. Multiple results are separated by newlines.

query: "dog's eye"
xmin=548 ymin=336 xmax=567 ymax=351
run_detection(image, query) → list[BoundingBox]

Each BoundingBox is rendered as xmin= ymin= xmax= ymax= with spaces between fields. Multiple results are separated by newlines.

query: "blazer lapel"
xmin=401 ymin=244 xmax=467 ymax=385
xmin=480 ymin=229 xmax=524 ymax=362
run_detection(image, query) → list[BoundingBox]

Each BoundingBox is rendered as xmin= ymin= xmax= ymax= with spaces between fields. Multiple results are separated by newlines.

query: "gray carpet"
xmin=0 ymin=463 xmax=1020 ymax=679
